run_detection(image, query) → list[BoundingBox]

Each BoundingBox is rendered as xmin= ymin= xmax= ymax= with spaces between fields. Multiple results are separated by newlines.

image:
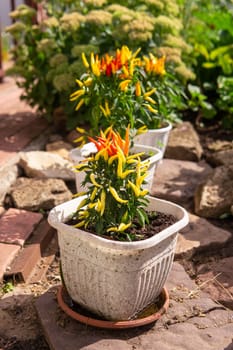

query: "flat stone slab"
xmin=10 ymin=177 xmax=73 ymax=211
xmin=196 ymin=256 xmax=233 ymax=310
xmin=19 ymin=151 xmax=75 ymax=181
xmin=0 ymin=243 xmax=20 ymax=280
xmin=175 ymin=213 xmax=231 ymax=259
xmin=165 ymin=122 xmax=203 ymax=161
xmin=35 ymin=263 xmax=233 ymax=350
xmin=152 ymin=159 xmax=212 ymax=209
xmin=0 ymin=208 xmax=42 ymax=246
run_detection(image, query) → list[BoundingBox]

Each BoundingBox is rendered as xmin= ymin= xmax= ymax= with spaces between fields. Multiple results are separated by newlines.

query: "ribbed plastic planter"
xmin=48 ymin=195 xmax=189 ymax=321
xmin=134 ymin=121 xmax=172 ymax=157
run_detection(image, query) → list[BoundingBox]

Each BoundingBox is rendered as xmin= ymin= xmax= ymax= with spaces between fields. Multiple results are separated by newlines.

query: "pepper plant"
xmin=72 ymin=126 xmax=150 ymax=241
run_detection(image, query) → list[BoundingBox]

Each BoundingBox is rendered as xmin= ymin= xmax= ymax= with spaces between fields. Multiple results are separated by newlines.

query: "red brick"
xmin=5 ymin=244 xmax=41 ymax=282
xmin=0 ymin=243 xmax=20 ymax=280
xmin=0 ymin=208 xmax=42 ymax=246
xmin=5 ymin=220 xmax=56 ymax=282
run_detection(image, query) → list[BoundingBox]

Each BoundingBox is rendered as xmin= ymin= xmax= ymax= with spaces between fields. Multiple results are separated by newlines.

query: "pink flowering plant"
xmin=70 ymin=45 xmax=179 ymax=139
xmin=71 ymin=126 xmax=151 ymax=241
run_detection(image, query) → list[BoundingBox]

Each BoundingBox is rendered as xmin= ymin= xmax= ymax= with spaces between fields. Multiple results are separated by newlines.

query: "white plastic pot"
xmin=48 ymin=195 xmax=189 ymax=321
xmin=70 ymin=144 xmax=162 ymax=193
xmin=134 ymin=121 xmax=172 ymax=156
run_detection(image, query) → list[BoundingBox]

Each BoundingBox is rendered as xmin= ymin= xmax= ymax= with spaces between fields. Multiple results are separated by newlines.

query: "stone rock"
xmin=19 ymin=151 xmax=75 ymax=181
xmin=195 ymin=165 xmax=233 ymax=218
xmin=196 ymin=256 xmax=233 ymax=310
xmin=165 ymin=122 xmax=203 ymax=161
xmin=206 ymin=148 xmax=233 ymax=166
xmin=152 ymin=159 xmax=212 ymax=209
xmin=0 ymin=164 xmax=19 ymax=204
xmin=175 ymin=213 xmax=231 ymax=259
xmin=207 ymin=140 xmax=233 ymax=152
xmin=46 ymin=140 xmax=73 ymax=160
xmin=10 ymin=177 xmax=72 ymax=211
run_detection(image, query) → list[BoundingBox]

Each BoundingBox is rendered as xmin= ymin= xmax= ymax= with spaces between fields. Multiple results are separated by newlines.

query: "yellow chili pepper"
xmin=76 ymin=127 xmax=86 ymax=134
xmin=75 ymin=79 xmax=84 ymax=87
xmin=119 ymin=79 xmax=131 ymax=92
xmin=105 ymin=101 xmax=110 ymax=116
xmin=117 ymin=155 xmax=123 ymax=178
xmin=122 ymin=65 xmax=130 ymax=78
xmin=100 ymin=189 xmax=106 ymax=216
xmin=143 ymin=104 xmax=157 ymax=114
xmin=95 ymin=148 xmax=108 ymax=161
xmin=81 ymin=52 xmax=89 ymax=68
xmin=75 ymin=98 xmax=85 ymax=111
xmin=96 ymin=199 xmax=102 ymax=213
xmin=144 ymin=88 xmax=156 ymax=98
xmin=90 ymin=187 xmax=98 ymax=201
xmin=107 ymin=222 xmax=131 ymax=232
xmin=127 ymin=152 xmax=144 ymax=161
xmin=74 ymin=220 xmax=85 ymax=228
xmin=76 ymin=198 xmax=87 ymax=210
xmin=70 ymin=89 xmax=85 ymax=101
xmin=120 ymin=170 xmax=134 ymax=179
xmin=144 ymin=96 xmax=156 ymax=104
xmin=108 ymin=154 xmax=118 ymax=165
xmin=135 ymin=81 xmax=141 ymax=97
xmin=72 ymin=191 xmax=87 ymax=198
xmin=136 ymin=173 xmax=147 ymax=187
xmin=90 ymin=173 xmax=102 ymax=188
xmin=140 ymin=189 xmax=149 ymax=196
xmin=84 ymin=77 xmax=93 ymax=86
xmin=128 ymin=180 xmax=140 ymax=197
xmin=129 ymin=60 xmax=134 ymax=76
xmin=109 ymin=186 xmax=128 ymax=204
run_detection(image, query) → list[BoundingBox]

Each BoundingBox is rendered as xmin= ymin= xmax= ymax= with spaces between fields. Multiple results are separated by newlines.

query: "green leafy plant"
xmin=180 ymin=0 xmax=233 ymax=129
xmin=6 ymin=0 xmax=191 ymax=130
xmin=1 ymin=281 xmax=14 ymax=294
xmin=72 ymin=126 xmax=150 ymax=241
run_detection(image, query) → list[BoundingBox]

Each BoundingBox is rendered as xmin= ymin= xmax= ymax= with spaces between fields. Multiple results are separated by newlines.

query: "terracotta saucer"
xmin=57 ymin=285 xmax=169 ymax=329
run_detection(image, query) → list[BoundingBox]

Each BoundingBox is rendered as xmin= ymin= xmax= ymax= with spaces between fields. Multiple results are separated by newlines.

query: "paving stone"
xmin=175 ymin=213 xmax=231 ymax=259
xmin=10 ymin=177 xmax=73 ymax=211
xmin=19 ymin=151 xmax=75 ymax=181
xmin=0 ymin=208 xmax=42 ymax=246
xmin=196 ymin=256 xmax=233 ymax=310
xmin=152 ymin=159 xmax=212 ymax=209
xmin=35 ymin=263 xmax=233 ymax=350
xmin=165 ymin=122 xmax=203 ymax=161
xmin=0 ymin=243 xmax=20 ymax=280
xmin=195 ymin=165 xmax=233 ymax=218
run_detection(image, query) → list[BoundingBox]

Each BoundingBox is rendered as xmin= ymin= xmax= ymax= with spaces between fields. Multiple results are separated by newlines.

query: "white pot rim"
xmin=48 ymin=195 xmax=189 ymax=251
xmin=146 ymin=121 xmax=172 ymax=133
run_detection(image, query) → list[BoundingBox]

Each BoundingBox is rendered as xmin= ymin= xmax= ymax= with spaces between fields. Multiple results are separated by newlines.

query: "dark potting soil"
xmin=67 ymin=211 xmax=177 ymax=242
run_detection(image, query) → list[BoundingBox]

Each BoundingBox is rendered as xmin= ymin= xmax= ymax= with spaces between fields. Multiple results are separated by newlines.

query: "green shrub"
xmin=6 ymin=0 xmax=192 ymax=130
